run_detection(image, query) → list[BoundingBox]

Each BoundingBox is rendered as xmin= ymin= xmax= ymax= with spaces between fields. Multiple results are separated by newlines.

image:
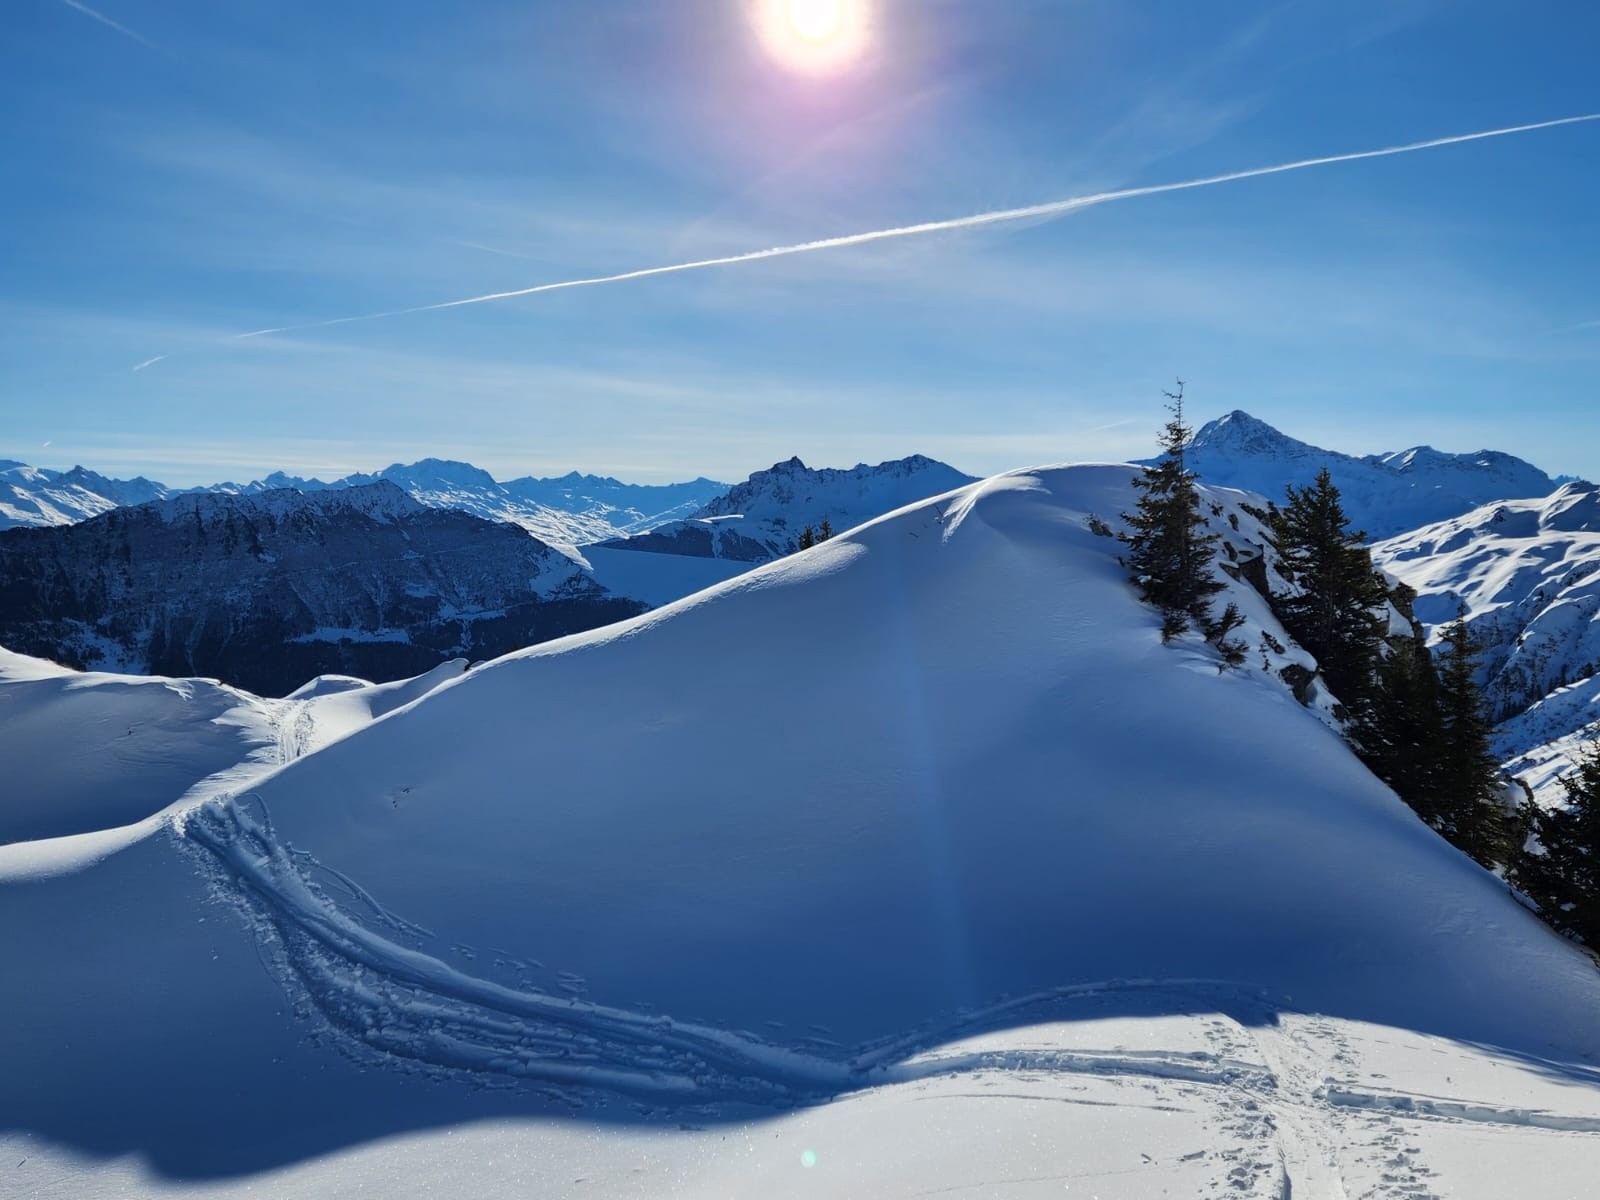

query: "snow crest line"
xmin=148 ymin=111 xmax=1596 ymax=354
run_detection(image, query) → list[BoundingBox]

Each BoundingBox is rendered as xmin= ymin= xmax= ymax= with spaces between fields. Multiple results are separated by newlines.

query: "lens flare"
xmin=754 ymin=0 xmax=869 ymax=73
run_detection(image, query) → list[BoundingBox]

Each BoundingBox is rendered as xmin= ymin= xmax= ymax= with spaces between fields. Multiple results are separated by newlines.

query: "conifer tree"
xmin=1359 ymin=636 xmax=1445 ymax=822
xmin=798 ymin=525 xmax=816 ymax=550
xmin=1433 ymin=614 xmax=1513 ymax=867
xmin=1511 ymin=744 xmax=1600 ymax=945
xmin=1121 ymin=381 xmax=1224 ymax=639
xmin=1270 ymin=467 xmax=1388 ymax=716
xmin=819 ymin=517 xmax=833 ymax=541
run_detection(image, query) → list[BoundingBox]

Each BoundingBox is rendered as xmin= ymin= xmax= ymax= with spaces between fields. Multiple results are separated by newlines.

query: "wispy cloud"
xmin=58 ymin=0 xmax=156 ymax=49
xmin=131 ymin=355 xmax=166 ymax=372
xmin=171 ymin=111 xmax=1598 ymax=355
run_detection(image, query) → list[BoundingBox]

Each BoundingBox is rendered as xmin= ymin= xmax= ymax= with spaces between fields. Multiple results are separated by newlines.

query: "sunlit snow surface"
xmin=4 ymin=465 xmax=1600 ymax=1198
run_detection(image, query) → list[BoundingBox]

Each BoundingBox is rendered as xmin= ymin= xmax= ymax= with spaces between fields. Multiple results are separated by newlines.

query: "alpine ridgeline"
xmin=1177 ymin=410 xmax=1560 ymax=540
xmin=0 ymin=456 xmax=729 ymax=555
xmin=0 ymin=483 xmax=643 ymax=695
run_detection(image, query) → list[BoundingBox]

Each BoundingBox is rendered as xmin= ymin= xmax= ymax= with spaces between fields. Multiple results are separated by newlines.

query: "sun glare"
xmin=754 ymin=0 xmax=870 ymax=74
xmin=789 ymin=0 xmax=842 ymax=42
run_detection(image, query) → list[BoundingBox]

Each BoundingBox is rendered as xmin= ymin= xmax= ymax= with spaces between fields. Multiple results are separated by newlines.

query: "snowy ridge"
xmin=167 ymin=465 xmax=1600 ymax=1058
xmin=7 ymin=463 xmax=1600 ymax=1197
xmin=0 ymin=461 xmax=173 ymax=529
xmin=1182 ymin=410 xmax=1563 ymax=539
xmin=145 ymin=479 xmax=427 ymax=525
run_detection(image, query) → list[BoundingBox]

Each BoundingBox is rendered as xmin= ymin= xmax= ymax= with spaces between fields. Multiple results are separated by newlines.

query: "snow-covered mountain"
xmin=5 ymin=464 xmax=1599 ymax=1197
xmin=586 ymin=453 xmax=977 ymax=604
xmin=1180 ymin=410 xmax=1562 ymax=539
xmin=0 ymin=482 xmax=643 ymax=695
xmin=302 ymin=459 xmax=730 ymax=553
xmin=0 ymin=460 xmax=174 ymax=528
xmin=0 ymin=455 xmax=729 ymax=552
xmin=1372 ymin=481 xmax=1600 ymax=799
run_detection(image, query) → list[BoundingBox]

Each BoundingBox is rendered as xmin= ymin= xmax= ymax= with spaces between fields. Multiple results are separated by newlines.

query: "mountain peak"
xmin=1177 ymin=411 xmax=1565 ymax=539
xmin=695 ymin=454 xmax=975 ymax=523
xmin=1187 ymin=411 xmax=1311 ymax=456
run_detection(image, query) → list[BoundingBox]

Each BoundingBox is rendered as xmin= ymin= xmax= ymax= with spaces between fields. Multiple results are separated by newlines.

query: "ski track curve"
xmin=180 ymin=790 xmax=1600 ymax=1186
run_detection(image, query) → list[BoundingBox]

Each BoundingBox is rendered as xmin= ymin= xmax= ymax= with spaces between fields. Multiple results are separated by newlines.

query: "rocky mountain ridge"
xmin=0 ymin=482 xmax=643 ymax=695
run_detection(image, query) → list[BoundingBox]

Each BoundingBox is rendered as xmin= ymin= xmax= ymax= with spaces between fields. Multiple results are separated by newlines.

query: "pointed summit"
xmin=1170 ymin=411 xmax=1564 ymax=539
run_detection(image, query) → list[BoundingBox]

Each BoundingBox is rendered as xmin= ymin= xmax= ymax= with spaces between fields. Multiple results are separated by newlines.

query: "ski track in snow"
xmin=180 ymin=789 xmax=1600 ymax=1196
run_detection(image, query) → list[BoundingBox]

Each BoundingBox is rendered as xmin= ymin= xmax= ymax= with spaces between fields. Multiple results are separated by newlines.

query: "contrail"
xmin=131 ymin=355 xmax=166 ymax=372
xmin=190 ymin=111 xmax=1600 ymax=352
xmin=59 ymin=0 xmax=156 ymax=48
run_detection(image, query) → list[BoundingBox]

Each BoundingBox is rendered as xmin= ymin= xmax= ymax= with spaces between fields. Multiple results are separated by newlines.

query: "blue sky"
xmin=2 ymin=0 xmax=1596 ymax=485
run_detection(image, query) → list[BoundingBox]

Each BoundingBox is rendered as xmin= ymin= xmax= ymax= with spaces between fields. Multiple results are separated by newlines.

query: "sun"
xmin=753 ymin=0 xmax=870 ymax=74
xmin=788 ymin=0 xmax=842 ymax=42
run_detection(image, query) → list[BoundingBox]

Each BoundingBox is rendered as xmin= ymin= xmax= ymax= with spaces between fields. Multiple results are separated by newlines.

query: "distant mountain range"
xmin=0 ymin=458 xmax=730 ymax=554
xmin=0 ymin=453 xmax=976 ymax=692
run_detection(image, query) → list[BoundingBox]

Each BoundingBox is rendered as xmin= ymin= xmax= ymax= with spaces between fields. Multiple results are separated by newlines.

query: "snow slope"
xmin=1182 ymin=410 xmax=1562 ymax=539
xmin=4 ymin=465 xmax=1600 ymax=1198
xmin=0 ymin=648 xmax=466 ymax=851
xmin=0 ymin=461 xmax=172 ymax=529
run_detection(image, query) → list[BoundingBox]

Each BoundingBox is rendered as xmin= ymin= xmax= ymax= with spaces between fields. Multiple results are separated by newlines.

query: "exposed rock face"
xmin=0 ymin=483 xmax=644 ymax=695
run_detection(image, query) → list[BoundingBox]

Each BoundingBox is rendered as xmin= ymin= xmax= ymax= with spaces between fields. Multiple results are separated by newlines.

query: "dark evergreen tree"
xmin=1270 ymin=467 xmax=1388 ymax=717
xmin=1511 ymin=745 xmax=1600 ymax=945
xmin=819 ymin=517 xmax=834 ymax=541
xmin=1121 ymin=381 xmax=1224 ymax=639
xmin=798 ymin=525 xmax=816 ymax=550
xmin=1359 ymin=636 xmax=1445 ymax=822
xmin=1433 ymin=614 xmax=1514 ymax=867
